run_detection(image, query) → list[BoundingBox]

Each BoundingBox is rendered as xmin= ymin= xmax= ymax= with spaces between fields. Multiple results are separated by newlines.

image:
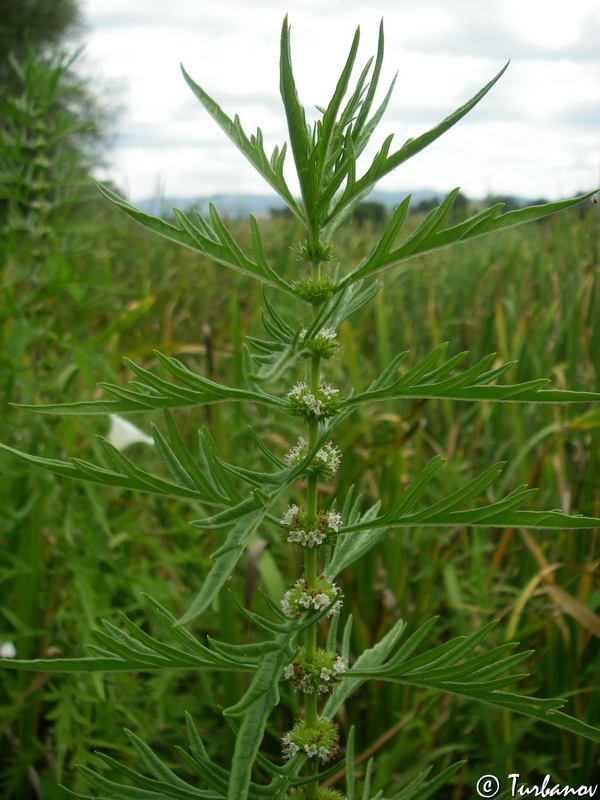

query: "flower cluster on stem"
xmin=283 ymin=646 xmax=346 ymax=694
xmin=281 ymin=575 xmax=344 ymax=618
xmin=286 ymin=381 xmax=341 ymax=421
xmin=285 ymin=789 xmax=346 ymax=800
xmin=285 ymin=438 xmax=342 ymax=481
xmin=282 ymin=717 xmax=339 ymax=763
xmin=280 ymin=505 xmax=343 ymax=548
xmin=279 ymin=290 xmax=348 ymax=800
xmin=301 ymin=327 xmax=340 ymax=360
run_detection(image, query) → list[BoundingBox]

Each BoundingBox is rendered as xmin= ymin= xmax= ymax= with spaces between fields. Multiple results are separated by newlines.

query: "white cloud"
xmin=81 ymin=0 xmax=600 ymax=201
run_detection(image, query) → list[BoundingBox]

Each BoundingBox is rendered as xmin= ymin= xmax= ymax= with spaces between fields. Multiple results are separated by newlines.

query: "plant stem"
xmin=305 ymin=723 xmax=319 ymax=800
xmin=306 ymin=333 xmax=321 ymax=541
xmin=304 ymin=266 xmax=323 ymax=800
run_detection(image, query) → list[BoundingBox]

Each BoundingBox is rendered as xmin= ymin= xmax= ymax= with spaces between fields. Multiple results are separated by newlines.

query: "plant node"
xmin=286 ymin=381 xmax=342 ymax=421
xmin=295 ymin=240 xmax=334 ymax=263
xmin=280 ymin=505 xmax=343 ymax=547
xmin=281 ymin=575 xmax=344 ymax=618
xmin=301 ymin=328 xmax=340 ymax=360
xmin=285 ymin=788 xmax=346 ymax=800
xmin=285 ymin=437 xmax=342 ymax=480
xmin=292 ymin=274 xmax=337 ymax=305
xmin=283 ymin=645 xmax=346 ymax=693
xmin=282 ymin=716 xmax=339 ymax=762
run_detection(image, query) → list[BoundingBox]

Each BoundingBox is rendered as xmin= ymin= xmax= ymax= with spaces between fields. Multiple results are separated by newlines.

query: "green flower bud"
xmin=282 ymin=646 xmax=347 ymax=694
xmin=285 ymin=788 xmax=346 ymax=800
xmin=282 ymin=716 xmax=339 ymax=762
xmin=292 ymin=274 xmax=336 ymax=305
xmin=302 ymin=327 xmax=340 ymax=360
xmin=280 ymin=575 xmax=344 ymax=619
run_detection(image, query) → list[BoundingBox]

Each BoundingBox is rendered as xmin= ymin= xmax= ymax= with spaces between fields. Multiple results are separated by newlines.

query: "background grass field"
xmin=1 ymin=197 xmax=598 ymax=797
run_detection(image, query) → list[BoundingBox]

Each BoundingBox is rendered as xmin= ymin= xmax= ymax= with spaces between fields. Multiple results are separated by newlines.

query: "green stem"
xmin=310 ymin=354 xmax=321 ymax=395
xmin=304 ymin=276 xmax=323 ymax=800
xmin=311 ymin=258 xmax=321 ymax=287
xmin=306 ymin=457 xmax=319 ymax=525
xmin=304 ymin=545 xmax=318 ymax=593
xmin=305 ymin=708 xmax=319 ymax=800
xmin=305 ymin=353 xmax=321 ymax=540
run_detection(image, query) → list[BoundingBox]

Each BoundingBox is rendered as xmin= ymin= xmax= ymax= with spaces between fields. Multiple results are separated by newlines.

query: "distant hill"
xmin=133 ymin=188 xmax=544 ymax=219
xmin=134 ymin=189 xmax=446 ymax=219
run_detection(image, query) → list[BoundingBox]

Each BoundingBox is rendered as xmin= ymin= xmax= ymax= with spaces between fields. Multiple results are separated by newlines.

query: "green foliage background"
xmin=1 ymin=193 xmax=598 ymax=796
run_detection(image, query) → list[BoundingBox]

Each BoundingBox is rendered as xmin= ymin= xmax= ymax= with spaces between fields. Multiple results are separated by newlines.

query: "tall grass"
xmin=326 ymin=204 xmax=600 ymax=786
xmin=1 ymin=193 xmax=598 ymax=795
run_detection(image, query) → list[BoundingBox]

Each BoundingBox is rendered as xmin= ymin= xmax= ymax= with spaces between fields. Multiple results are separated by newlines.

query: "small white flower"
xmin=0 ymin=641 xmax=16 ymax=659
xmin=320 ymin=667 xmax=332 ymax=681
xmin=286 ymin=528 xmax=327 ymax=547
xmin=326 ymin=511 xmax=343 ymax=533
xmin=282 ymin=734 xmax=299 ymax=759
xmin=312 ymin=593 xmax=330 ymax=610
xmin=333 ymin=657 xmax=346 ymax=674
xmin=305 ymin=744 xmax=318 ymax=758
xmin=315 ymin=441 xmax=342 ymax=471
xmin=283 ymin=664 xmax=295 ymax=680
xmin=328 ymin=599 xmax=344 ymax=618
xmin=319 ymin=383 xmax=339 ymax=397
xmin=318 ymin=747 xmax=332 ymax=762
xmin=288 ymin=382 xmax=307 ymax=398
xmin=311 ymin=530 xmax=328 ymax=546
xmin=285 ymin=436 xmax=308 ymax=465
xmin=280 ymin=598 xmax=292 ymax=615
xmin=107 ymin=414 xmax=154 ymax=451
xmin=320 ymin=328 xmax=337 ymax=341
xmin=286 ymin=530 xmax=302 ymax=545
xmin=280 ymin=504 xmax=300 ymax=526
xmin=303 ymin=393 xmax=322 ymax=415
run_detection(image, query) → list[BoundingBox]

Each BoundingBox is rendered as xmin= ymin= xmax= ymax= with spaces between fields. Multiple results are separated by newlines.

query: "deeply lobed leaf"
xmin=343 ymin=344 xmax=600 ymax=406
xmin=344 ymin=619 xmax=600 ymax=744
xmin=341 ymin=455 xmax=600 ymax=533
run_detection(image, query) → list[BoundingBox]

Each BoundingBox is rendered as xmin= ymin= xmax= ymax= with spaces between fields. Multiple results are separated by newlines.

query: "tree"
xmin=0 ymin=0 xmax=81 ymax=90
xmin=0 ymin=0 xmax=112 ymax=234
xmin=352 ymin=199 xmax=388 ymax=226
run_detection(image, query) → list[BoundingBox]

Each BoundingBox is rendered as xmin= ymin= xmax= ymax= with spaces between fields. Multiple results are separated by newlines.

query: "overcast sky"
xmin=80 ymin=0 xmax=599 ymax=203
